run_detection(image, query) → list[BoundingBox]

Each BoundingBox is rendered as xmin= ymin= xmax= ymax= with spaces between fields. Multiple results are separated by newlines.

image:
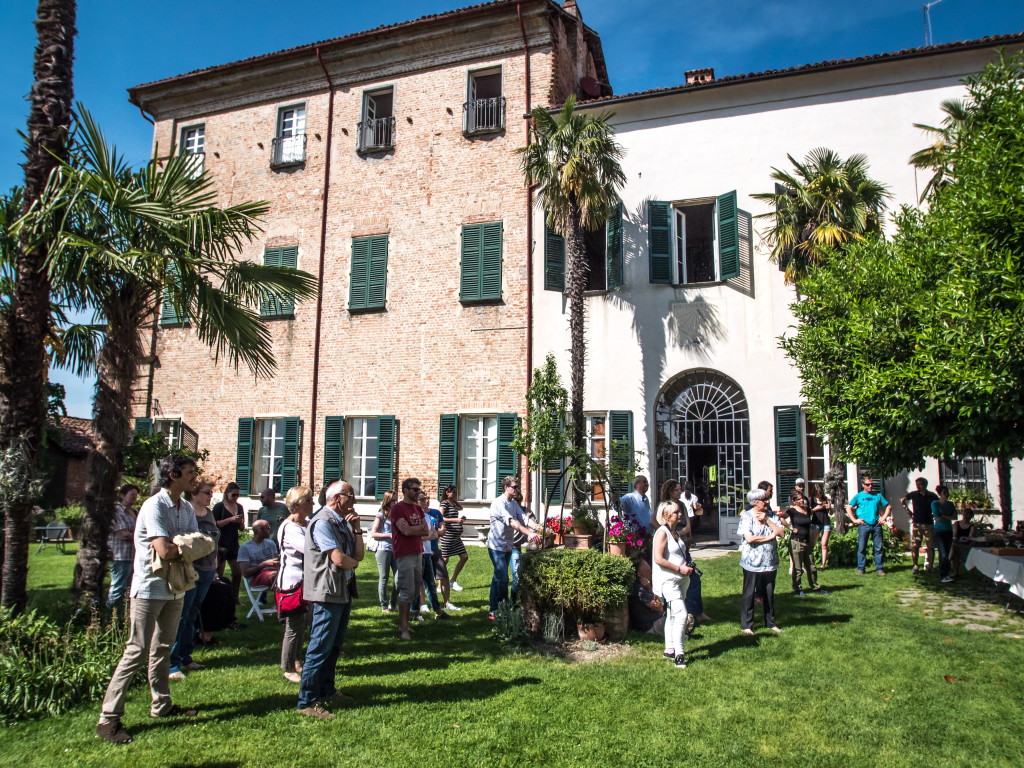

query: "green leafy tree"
xmin=17 ymin=111 xmax=318 ymax=606
xmin=753 ymin=147 xmax=890 ymax=284
xmin=519 ymin=96 xmax=625 ymax=453
xmin=782 ymin=52 xmax=1024 ymax=529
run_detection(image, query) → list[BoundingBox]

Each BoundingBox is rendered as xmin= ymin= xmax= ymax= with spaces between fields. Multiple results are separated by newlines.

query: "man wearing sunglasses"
xmin=487 ymin=476 xmax=542 ymax=620
xmin=846 ymin=475 xmax=892 ymax=575
xmin=390 ymin=477 xmax=432 ymax=640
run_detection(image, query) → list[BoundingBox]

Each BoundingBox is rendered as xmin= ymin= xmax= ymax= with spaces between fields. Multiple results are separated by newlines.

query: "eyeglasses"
xmin=409 ymin=487 xmax=422 ymax=494
xmin=507 ymin=484 xmax=519 ymax=489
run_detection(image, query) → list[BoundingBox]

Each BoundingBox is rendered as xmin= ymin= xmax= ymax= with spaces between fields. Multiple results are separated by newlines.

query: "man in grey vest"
xmin=297 ymin=479 xmax=364 ymax=719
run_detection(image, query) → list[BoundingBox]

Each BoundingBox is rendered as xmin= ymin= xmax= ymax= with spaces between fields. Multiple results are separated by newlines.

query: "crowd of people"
xmin=94 ymin=453 xmax=966 ymax=741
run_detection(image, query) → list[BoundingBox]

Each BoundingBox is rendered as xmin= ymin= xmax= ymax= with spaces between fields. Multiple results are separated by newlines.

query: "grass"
xmin=3 ymin=545 xmax=1024 ymax=767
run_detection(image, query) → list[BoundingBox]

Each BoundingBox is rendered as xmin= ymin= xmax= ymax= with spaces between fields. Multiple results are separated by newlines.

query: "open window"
xmin=272 ymin=105 xmax=306 ymax=167
xmin=358 ymin=88 xmax=395 ymax=152
xmin=464 ymin=68 xmax=505 ymax=135
xmin=179 ymin=125 xmax=204 ymax=177
xmin=543 ymin=203 xmax=623 ymax=292
xmin=649 ymin=191 xmax=739 ymax=285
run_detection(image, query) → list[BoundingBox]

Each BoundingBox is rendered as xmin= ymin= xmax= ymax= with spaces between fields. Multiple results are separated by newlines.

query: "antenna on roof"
xmin=923 ymin=0 xmax=946 ymax=46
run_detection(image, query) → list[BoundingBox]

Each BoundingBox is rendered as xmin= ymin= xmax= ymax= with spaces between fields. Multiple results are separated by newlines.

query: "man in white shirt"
xmin=487 ymin=476 xmax=541 ymax=621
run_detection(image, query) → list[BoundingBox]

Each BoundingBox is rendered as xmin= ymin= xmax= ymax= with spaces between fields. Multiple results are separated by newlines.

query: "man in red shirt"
xmin=390 ymin=477 xmax=431 ymax=640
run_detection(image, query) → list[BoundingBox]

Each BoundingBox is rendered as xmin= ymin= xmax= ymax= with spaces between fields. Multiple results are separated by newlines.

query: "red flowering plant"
xmin=607 ymin=514 xmax=644 ymax=548
xmin=545 ymin=515 xmax=573 ymax=536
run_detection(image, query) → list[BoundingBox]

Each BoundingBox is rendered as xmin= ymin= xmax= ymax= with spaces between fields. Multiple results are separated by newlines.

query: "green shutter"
xmin=460 ymin=222 xmax=502 ymax=301
xmin=496 ymin=413 xmax=518 ymax=485
xmin=609 ymin=410 xmax=634 ymax=497
xmin=261 ymin=246 xmax=297 ymax=317
xmin=774 ymin=405 xmax=803 ymax=505
xmin=648 ymin=200 xmax=672 ymax=284
xmin=376 ymin=415 xmax=396 ymax=499
xmin=437 ymin=414 xmax=459 ymax=498
xmin=544 ymin=457 xmax=565 ymax=505
xmin=544 ymin=224 xmax=565 ymax=292
xmin=349 ymin=238 xmax=370 ymax=310
xmin=281 ymin=417 xmax=301 ymax=492
xmin=134 ymin=418 xmax=153 ymax=436
xmin=367 ymin=235 xmax=388 ymax=310
xmin=717 ymin=190 xmax=740 ymax=280
xmin=160 ymin=294 xmax=182 ymax=326
xmin=323 ymin=416 xmax=344 ymax=485
xmin=606 ymin=202 xmax=624 ymax=289
xmin=236 ymin=417 xmax=254 ymax=495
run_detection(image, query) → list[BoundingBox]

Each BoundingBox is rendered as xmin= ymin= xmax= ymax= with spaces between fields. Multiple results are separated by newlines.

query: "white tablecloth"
xmin=965 ymin=548 xmax=1024 ymax=599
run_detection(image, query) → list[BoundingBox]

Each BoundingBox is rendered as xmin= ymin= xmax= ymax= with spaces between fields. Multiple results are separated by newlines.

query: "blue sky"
xmin=2 ymin=0 xmax=1022 ymax=418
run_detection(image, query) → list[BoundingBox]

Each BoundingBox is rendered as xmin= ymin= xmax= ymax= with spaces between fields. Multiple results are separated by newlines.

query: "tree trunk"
xmin=828 ymin=460 xmax=848 ymax=536
xmin=0 ymin=0 xmax=76 ymax=614
xmin=564 ymin=211 xmax=587 ymax=457
xmin=997 ymin=456 xmax=1012 ymax=532
xmin=72 ymin=289 xmax=148 ymax=606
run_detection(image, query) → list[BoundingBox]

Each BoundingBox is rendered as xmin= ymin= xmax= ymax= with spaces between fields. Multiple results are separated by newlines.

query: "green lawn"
xmin=4 ymin=545 xmax=1024 ymax=768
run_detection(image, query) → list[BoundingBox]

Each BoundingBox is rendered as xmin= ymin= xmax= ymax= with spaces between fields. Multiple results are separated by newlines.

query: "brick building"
xmin=127 ymin=0 xmax=610 ymax=519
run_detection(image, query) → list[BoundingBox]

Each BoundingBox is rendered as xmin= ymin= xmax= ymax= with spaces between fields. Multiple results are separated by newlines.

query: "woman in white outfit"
xmin=651 ymin=500 xmax=694 ymax=668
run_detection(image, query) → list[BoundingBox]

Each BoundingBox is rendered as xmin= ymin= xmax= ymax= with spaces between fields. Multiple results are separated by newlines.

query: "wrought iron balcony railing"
xmin=271 ymin=134 xmax=306 ymax=167
xmin=463 ymin=96 xmax=506 ymax=135
xmin=357 ymin=116 xmax=396 ymax=152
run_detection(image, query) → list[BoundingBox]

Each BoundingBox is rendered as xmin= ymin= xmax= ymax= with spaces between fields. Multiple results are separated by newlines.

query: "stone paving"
xmin=895 ymin=583 xmax=1024 ymax=638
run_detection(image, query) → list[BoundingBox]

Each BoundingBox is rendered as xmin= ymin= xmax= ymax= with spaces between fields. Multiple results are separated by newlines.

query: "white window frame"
xmin=275 ymin=104 xmax=306 ymax=165
xmin=673 ymin=198 xmax=719 ymax=285
xmin=153 ymin=418 xmax=180 ymax=449
xmin=804 ymin=415 xmax=827 ymax=490
xmin=459 ymin=415 xmax=498 ymax=502
xmin=345 ymin=417 xmax=380 ymax=499
xmin=255 ymin=418 xmax=286 ymax=495
xmin=584 ymin=413 xmax=608 ymax=502
xmin=179 ymin=124 xmax=205 ymax=177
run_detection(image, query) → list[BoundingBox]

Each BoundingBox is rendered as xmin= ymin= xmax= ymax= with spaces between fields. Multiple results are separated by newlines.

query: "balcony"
xmin=463 ymin=96 xmax=506 ymax=136
xmin=271 ymin=134 xmax=306 ymax=168
xmin=357 ymin=116 xmax=396 ymax=153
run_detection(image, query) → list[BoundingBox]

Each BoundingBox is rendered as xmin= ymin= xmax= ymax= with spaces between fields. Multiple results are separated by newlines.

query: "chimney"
xmin=562 ymin=1 xmax=580 ymax=19
xmin=685 ymin=67 xmax=715 ymax=85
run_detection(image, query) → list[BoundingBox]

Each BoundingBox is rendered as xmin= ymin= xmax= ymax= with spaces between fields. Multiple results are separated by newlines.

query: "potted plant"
xmin=54 ymin=503 xmax=85 ymax=540
xmin=564 ymin=506 xmax=599 ymax=550
xmin=948 ymin=487 xmax=995 ymax=512
xmin=545 ymin=514 xmax=573 ymax=546
xmin=606 ymin=514 xmax=640 ymax=556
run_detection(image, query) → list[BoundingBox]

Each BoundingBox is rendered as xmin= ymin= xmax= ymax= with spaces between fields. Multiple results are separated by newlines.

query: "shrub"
xmin=491 ymin=600 xmax=533 ymax=651
xmin=776 ymin=526 xmax=906 ymax=567
xmin=53 ymin=502 xmax=85 ymax=527
xmin=948 ymin=487 xmax=994 ymax=509
xmin=0 ymin=608 xmax=130 ymax=725
xmin=519 ymin=548 xmax=635 ymax=624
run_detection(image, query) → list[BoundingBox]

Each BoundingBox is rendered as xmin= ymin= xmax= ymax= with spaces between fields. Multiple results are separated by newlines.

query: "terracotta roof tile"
xmin=53 ymin=416 xmax=94 ymax=456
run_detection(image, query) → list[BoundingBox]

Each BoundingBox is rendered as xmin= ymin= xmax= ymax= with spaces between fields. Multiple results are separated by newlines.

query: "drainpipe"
xmin=518 ymin=2 xmax=533 ymax=392
xmin=309 ymin=46 xmax=335 ymax=487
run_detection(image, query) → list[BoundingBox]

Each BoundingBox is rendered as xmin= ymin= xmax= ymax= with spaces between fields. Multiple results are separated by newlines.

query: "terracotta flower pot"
xmin=563 ymin=534 xmax=593 ymax=550
xmin=607 ymin=541 xmax=627 ymax=556
xmin=577 ymin=621 xmax=605 ymax=642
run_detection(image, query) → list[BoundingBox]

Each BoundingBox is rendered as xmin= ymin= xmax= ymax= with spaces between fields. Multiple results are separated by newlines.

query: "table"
xmin=965 ymin=548 xmax=1024 ymax=600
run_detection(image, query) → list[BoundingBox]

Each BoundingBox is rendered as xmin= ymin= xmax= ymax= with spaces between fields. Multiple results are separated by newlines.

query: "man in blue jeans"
xmin=846 ymin=475 xmax=892 ymax=575
xmin=487 ymin=476 xmax=542 ymax=620
xmin=297 ymin=479 xmax=364 ymax=719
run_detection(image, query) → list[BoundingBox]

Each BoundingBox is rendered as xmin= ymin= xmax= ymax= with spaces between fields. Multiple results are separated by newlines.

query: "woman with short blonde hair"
xmin=278 ymin=485 xmax=314 ymax=682
xmin=652 ymin=500 xmax=693 ymax=668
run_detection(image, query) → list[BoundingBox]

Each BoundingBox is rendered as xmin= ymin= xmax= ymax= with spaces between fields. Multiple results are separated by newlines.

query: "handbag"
xmin=276 ymin=584 xmax=307 ymax=615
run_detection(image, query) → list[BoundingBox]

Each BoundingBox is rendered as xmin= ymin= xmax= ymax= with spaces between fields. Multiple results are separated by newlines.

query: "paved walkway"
xmin=895 ymin=584 xmax=1024 ymax=638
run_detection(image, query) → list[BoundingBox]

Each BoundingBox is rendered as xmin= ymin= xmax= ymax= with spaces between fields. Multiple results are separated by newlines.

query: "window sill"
xmin=463 ymin=126 xmax=505 ymax=139
xmin=584 ymin=288 xmax=609 ymax=297
xmin=270 ymin=159 xmax=305 ymax=170
xmin=459 ymin=296 xmax=504 ymax=306
xmin=159 ymin=321 xmax=190 ymax=328
xmin=348 ymin=305 xmax=386 ymax=314
xmin=674 ymin=280 xmax=722 ymax=289
xmin=260 ymin=313 xmax=295 ymax=321
xmin=356 ymin=144 xmax=395 ymax=156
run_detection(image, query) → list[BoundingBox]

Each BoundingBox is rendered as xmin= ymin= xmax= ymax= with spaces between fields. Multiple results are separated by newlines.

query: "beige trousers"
xmin=100 ymin=596 xmax=184 ymax=722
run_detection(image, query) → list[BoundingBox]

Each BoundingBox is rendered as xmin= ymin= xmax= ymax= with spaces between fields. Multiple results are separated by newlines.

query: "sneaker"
xmin=328 ymin=691 xmax=354 ymax=704
xmin=795 ymin=591 xmax=806 ymax=597
xmin=297 ymin=703 xmax=335 ymax=720
xmin=755 ymin=596 xmax=764 ymax=604
xmin=420 ymin=604 xmax=431 ymax=614
xmin=857 ymin=570 xmax=866 ymax=575
xmin=381 ymin=607 xmax=392 ymax=614
xmin=451 ymin=581 xmax=464 ymax=591
xmin=437 ymin=611 xmax=451 ymax=620
xmin=813 ymin=588 xmax=830 ymax=595
xmin=168 ymin=670 xmax=186 ymax=680
xmin=663 ymin=650 xmax=675 ymax=659
xmin=444 ymin=602 xmax=462 ymax=612
xmin=185 ymin=662 xmax=205 ymax=671
xmin=488 ymin=612 xmax=497 ymax=621
xmin=941 ymin=576 xmax=954 ymax=583
xmin=151 ymin=705 xmax=197 ymax=719
xmin=912 ymin=565 xmax=920 ymax=574
xmin=674 ymin=653 xmax=687 ymax=668
xmin=96 ymin=719 xmax=132 ymax=744
xmin=877 ymin=570 xmax=886 ymax=576
xmin=414 ymin=614 xmax=426 ymax=623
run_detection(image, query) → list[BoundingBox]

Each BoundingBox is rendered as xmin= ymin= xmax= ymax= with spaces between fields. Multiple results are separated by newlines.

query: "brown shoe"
xmin=327 ymin=691 xmax=354 ymax=704
xmin=297 ymin=703 xmax=335 ymax=719
xmin=96 ymin=719 xmax=132 ymax=744
xmin=151 ymin=704 xmax=198 ymax=719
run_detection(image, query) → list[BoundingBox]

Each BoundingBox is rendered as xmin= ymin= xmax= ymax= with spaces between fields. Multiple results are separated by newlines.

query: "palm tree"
xmin=0 ymin=0 xmax=76 ymax=613
xmin=27 ymin=111 xmax=318 ymax=606
xmin=753 ymin=147 xmax=890 ymax=284
xmin=909 ymin=98 xmax=973 ymax=201
xmin=519 ymin=95 xmax=625 ymax=455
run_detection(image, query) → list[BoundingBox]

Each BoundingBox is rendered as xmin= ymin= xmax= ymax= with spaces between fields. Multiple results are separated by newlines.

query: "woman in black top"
xmin=950 ymin=509 xmax=976 ymax=576
xmin=213 ymin=482 xmax=246 ymax=604
xmin=439 ymin=485 xmax=469 ymax=592
xmin=809 ymin=485 xmax=832 ymax=569
xmin=783 ymin=491 xmax=822 ymax=595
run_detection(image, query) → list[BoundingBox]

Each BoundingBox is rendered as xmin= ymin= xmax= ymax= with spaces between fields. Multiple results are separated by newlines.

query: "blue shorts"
xmin=811 ymin=524 xmax=831 ymax=533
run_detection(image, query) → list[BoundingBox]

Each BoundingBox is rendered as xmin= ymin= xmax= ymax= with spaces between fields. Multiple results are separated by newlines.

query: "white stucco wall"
xmin=531 ymin=44 xmax=1024 ymax=538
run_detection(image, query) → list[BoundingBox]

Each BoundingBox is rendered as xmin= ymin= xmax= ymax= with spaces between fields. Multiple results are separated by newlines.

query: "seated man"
xmin=237 ymin=520 xmax=280 ymax=588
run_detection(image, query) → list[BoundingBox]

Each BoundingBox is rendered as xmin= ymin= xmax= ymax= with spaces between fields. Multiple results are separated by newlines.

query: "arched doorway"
xmin=655 ymin=369 xmax=750 ymax=544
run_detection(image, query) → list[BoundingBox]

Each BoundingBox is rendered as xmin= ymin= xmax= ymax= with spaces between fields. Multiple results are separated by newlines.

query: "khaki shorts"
xmin=395 ymin=554 xmax=423 ymax=604
xmin=911 ymin=523 xmax=934 ymax=549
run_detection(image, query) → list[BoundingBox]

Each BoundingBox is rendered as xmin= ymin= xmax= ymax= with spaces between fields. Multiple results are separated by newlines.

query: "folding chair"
xmin=36 ymin=521 xmax=69 ymax=555
xmin=242 ymin=575 xmax=277 ymax=621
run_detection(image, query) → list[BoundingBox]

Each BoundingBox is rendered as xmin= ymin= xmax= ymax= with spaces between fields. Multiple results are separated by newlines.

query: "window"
xmin=648 ymin=192 xmax=739 ymax=285
xmin=345 ymin=418 xmax=379 ymax=498
xmin=358 ymin=88 xmax=395 ymax=152
xmin=940 ymin=457 xmax=988 ymax=493
xmin=464 ymin=68 xmax=505 ymax=135
xmin=236 ymin=417 xmax=302 ymax=495
xmin=543 ymin=203 xmax=622 ymax=292
xmin=804 ymin=416 xmax=826 ymax=489
xmin=180 ymin=125 xmax=204 ymax=177
xmin=774 ymin=405 xmax=802 ymax=504
xmin=272 ymin=105 xmax=306 ymax=167
xmin=134 ymin=418 xmax=197 ymax=452
xmin=349 ymin=235 xmax=388 ymax=311
xmin=438 ymin=413 xmax=518 ymax=502
xmin=585 ymin=415 xmax=607 ymax=502
xmin=459 ymin=416 xmax=497 ymax=502
xmin=460 ymin=221 xmax=503 ymax=302
xmin=261 ymin=246 xmax=298 ymax=317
